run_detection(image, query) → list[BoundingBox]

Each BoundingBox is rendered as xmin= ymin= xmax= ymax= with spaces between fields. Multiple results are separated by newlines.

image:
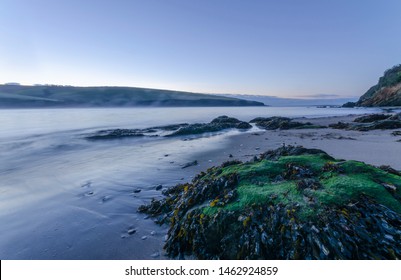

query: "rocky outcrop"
xmin=329 ymin=113 xmax=401 ymax=131
xmin=167 ymin=116 xmax=252 ymax=137
xmin=355 ymin=64 xmax=401 ymax=107
xmin=250 ymin=117 xmax=326 ymax=130
xmin=85 ymin=116 xmax=252 ymax=140
xmin=139 ymin=146 xmax=401 ymax=259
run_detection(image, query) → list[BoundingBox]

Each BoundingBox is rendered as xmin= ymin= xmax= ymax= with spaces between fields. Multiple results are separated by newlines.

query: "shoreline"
xmin=184 ymin=114 xmax=401 ymax=172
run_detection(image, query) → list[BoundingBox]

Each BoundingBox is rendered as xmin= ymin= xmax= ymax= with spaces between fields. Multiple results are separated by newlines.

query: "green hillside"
xmin=0 ymin=84 xmax=264 ymax=108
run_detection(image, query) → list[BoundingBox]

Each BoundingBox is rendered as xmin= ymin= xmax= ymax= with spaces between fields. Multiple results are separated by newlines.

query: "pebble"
xmin=150 ymin=231 xmax=156 ymax=236
xmin=127 ymin=229 xmax=137 ymax=235
xmin=141 ymin=235 xmax=148 ymax=240
xmin=133 ymin=188 xmax=141 ymax=193
xmin=155 ymin=185 xmax=163 ymax=191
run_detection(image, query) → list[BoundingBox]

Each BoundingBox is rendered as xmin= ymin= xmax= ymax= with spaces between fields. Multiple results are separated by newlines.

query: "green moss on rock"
xmin=139 ymin=146 xmax=401 ymax=259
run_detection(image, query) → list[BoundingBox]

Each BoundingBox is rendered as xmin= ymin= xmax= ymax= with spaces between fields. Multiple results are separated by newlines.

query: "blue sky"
xmin=1 ymin=0 xmax=400 ymax=98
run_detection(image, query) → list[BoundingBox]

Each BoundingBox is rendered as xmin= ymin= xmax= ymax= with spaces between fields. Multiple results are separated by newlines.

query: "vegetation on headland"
xmin=139 ymin=146 xmax=401 ymax=259
xmin=345 ymin=64 xmax=401 ymax=107
xmin=0 ymin=84 xmax=264 ymax=108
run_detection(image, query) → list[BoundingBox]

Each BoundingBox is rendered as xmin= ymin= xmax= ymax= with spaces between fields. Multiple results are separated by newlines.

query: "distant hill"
xmin=220 ymin=94 xmax=356 ymax=107
xmin=354 ymin=64 xmax=401 ymax=107
xmin=0 ymin=85 xmax=264 ymax=108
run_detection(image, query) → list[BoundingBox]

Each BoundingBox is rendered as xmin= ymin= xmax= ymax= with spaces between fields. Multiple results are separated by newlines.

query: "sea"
xmin=0 ymin=106 xmax=380 ymax=259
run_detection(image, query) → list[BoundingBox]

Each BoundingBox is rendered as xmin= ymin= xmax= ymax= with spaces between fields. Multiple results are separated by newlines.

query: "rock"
xmin=250 ymin=116 xmax=326 ymax=130
xmin=155 ymin=185 xmax=163 ymax=191
xmin=379 ymin=165 xmax=401 ymax=176
xmin=329 ymin=115 xmax=401 ymax=131
xmin=342 ymin=102 xmax=356 ymax=108
xmin=391 ymin=131 xmax=401 ymax=136
xmin=167 ymin=116 xmax=252 ymax=137
xmin=181 ymin=160 xmax=198 ymax=169
xmin=85 ymin=129 xmax=145 ymax=140
xmin=133 ymin=188 xmax=141 ymax=193
xmin=141 ymin=235 xmax=148 ymax=240
xmin=353 ymin=114 xmax=391 ymax=123
xmin=150 ymin=252 xmax=160 ymax=258
xmin=139 ymin=145 xmax=401 ymax=260
xmin=127 ymin=229 xmax=137 ymax=235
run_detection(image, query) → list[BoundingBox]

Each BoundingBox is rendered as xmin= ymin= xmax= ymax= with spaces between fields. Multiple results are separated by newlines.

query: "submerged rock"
xmin=85 ymin=129 xmax=145 ymax=140
xmin=181 ymin=160 xmax=198 ymax=169
xmin=86 ymin=116 xmax=251 ymax=140
xmin=139 ymin=145 xmax=401 ymax=260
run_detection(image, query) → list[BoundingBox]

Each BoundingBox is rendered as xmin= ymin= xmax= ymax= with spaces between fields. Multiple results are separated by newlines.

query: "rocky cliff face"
xmin=356 ymin=64 xmax=401 ymax=107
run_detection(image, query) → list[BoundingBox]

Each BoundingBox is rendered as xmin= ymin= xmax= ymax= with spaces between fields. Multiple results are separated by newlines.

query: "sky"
xmin=1 ymin=0 xmax=401 ymax=99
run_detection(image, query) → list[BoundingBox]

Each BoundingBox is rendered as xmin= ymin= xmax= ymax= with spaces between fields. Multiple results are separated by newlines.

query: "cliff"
xmin=356 ymin=64 xmax=401 ymax=107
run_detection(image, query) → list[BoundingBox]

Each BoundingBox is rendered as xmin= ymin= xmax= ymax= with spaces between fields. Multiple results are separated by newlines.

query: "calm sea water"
xmin=0 ymin=106 xmax=379 ymax=259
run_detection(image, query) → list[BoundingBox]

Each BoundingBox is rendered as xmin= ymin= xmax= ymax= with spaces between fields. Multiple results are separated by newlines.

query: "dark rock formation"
xmin=250 ymin=117 xmax=326 ymax=130
xmin=166 ymin=116 xmax=252 ymax=137
xmin=85 ymin=129 xmax=146 ymax=140
xmin=353 ymin=114 xmax=391 ymax=123
xmin=139 ymin=146 xmax=401 ymax=259
xmin=329 ymin=113 xmax=401 ymax=131
xmin=85 ymin=116 xmax=252 ymax=140
xmin=342 ymin=102 xmax=356 ymax=108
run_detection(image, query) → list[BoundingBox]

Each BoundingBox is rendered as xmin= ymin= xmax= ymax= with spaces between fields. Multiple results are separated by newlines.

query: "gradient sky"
xmin=1 ymin=0 xmax=401 ymax=98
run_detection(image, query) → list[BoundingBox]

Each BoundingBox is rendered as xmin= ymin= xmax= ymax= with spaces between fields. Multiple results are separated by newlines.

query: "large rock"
xmin=250 ymin=116 xmax=325 ymax=130
xmin=166 ymin=116 xmax=252 ymax=137
xmin=139 ymin=145 xmax=401 ymax=259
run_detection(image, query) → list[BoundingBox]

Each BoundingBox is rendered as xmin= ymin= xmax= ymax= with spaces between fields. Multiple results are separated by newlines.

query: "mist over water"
xmin=0 ymin=106 xmax=379 ymax=259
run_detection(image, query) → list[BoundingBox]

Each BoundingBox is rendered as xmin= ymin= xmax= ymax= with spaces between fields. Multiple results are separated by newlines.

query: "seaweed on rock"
xmin=139 ymin=145 xmax=401 ymax=259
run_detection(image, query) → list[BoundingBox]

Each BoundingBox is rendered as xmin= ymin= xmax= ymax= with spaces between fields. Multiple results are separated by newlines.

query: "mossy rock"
xmin=139 ymin=146 xmax=401 ymax=259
